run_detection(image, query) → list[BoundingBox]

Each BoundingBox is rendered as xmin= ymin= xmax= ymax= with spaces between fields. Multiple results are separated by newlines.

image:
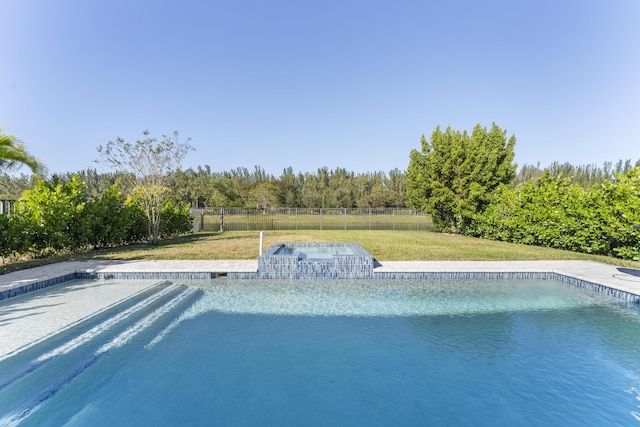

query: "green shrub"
xmin=469 ymin=168 xmax=640 ymax=260
xmin=14 ymin=175 xmax=89 ymax=255
xmin=159 ymin=199 xmax=193 ymax=238
xmin=7 ymin=176 xmax=151 ymax=258
xmin=87 ymin=184 xmax=147 ymax=248
xmin=0 ymin=214 xmax=12 ymax=259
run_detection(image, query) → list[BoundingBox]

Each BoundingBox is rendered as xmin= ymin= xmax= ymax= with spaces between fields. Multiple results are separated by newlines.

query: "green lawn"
xmin=89 ymin=230 xmax=639 ymax=266
xmin=2 ymin=230 xmax=638 ymax=275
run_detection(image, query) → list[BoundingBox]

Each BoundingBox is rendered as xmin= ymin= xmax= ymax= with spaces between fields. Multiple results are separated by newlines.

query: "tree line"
xmin=2 ymin=124 xmax=639 ymax=262
xmin=2 ymin=165 xmax=409 ymax=209
xmin=514 ymin=159 xmax=638 ymax=188
xmin=3 ymin=159 xmax=638 ymax=211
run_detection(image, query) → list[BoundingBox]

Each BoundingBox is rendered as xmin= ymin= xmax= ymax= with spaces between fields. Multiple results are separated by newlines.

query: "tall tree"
xmin=407 ymin=123 xmax=516 ymax=232
xmin=249 ymin=182 xmax=279 ymax=212
xmin=329 ymin=167 xmax=356 ymax=208
xmin=277 ymin=167 xmax=302 ymax=207
xmin=97 ymin=130 xmax=194 ymax=245
xmin=0 ymin=127 xmax=47 ymax=175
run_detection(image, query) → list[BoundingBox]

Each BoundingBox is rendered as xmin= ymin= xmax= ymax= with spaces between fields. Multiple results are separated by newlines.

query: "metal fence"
xmin=190 ymin=207 xmax=436 ymax=232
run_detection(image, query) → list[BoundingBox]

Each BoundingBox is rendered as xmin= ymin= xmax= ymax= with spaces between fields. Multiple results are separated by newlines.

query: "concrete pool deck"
xmin=1 ymin=259 xmax=640 ymax=360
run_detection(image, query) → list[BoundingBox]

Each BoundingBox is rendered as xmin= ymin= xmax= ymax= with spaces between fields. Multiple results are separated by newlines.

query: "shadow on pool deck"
xmin=618 ymin=267 xmax=640 ymax=277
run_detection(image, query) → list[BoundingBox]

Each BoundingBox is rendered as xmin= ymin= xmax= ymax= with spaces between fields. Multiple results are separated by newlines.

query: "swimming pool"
xmin=1 ymin=278 xmax=640 ymax=426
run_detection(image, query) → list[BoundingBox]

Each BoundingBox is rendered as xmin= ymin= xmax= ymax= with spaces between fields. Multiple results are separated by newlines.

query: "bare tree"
xmin=97 ymin=130 xmax=194 ymax=245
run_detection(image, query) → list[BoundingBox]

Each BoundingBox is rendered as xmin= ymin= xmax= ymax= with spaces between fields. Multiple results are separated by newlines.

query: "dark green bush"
xmin=2 ymin=175 xmax=190 ymax=259
xmin=159 ymin=199 xmax=193 ymax=238
xmin=86 ymin=184 xmax=147 ymax=248
xmin=13 ymin=175 xmax=89 ymax=255
xmin=468 ymin=168 xmax=640 ymax=260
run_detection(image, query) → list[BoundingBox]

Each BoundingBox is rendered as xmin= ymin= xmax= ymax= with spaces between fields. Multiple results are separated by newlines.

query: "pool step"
xmin=0 ymin=281 xmax=202 ymax=425
xmin=34 ymin=282 xmax=184 ymax=364
xmin=97 ymin=286 xmax=199 ymax=354
xmin=0 ymin=281 xmax=178 ymax=387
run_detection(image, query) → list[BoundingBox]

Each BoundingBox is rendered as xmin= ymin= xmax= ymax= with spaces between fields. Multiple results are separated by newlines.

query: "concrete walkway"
xmin=1 ymin=259 xmax=639 ymax=360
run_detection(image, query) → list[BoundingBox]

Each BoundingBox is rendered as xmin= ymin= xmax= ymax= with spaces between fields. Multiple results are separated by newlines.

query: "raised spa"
xmin=258 ymin=242 xmax=374 ymax=279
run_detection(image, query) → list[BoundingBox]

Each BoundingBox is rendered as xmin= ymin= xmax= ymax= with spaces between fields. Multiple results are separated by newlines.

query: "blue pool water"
xmin=1 ymin=278 xmax=640 ymax=426
xmin=274 ymin=244 xmax=356 ymax=259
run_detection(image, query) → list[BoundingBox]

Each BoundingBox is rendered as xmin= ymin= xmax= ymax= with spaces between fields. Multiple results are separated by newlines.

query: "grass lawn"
xmin=88 ymin=230 xmax=639 ymax=266
xmin=2 ymin=230 xmax=638 ymax=275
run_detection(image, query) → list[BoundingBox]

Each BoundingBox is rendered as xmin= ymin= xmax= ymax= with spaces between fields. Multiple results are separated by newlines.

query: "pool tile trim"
xmin=0 ymin=273 xmax=77 ymax=300
xmin=258 ymin=242 xmax=375 ymax=279
xmin=1 ymin=263 xmax=639 ymax=304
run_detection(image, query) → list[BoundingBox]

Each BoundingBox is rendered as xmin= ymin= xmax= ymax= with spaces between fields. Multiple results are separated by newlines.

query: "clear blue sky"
xmin=2 ymin=0 xmax=639 ymax=176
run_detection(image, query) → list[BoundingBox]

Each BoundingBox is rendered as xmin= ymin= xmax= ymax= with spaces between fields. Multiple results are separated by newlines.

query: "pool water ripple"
xmin=1 ymin=278 xmax=640 ymax=426
xmin=178 ymin=279 xmax=615 ymax=318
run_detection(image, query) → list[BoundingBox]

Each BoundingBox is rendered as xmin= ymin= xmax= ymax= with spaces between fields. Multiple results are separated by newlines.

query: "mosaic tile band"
xmin=258 ymin=242 xmax=374 ymax=279
xmin=2 ymin=271 xmax=639 ymax=304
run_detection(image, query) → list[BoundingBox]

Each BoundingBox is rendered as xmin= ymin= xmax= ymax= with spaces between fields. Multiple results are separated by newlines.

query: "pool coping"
xmin=1 ymin=259 xmax=639 ymax=303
